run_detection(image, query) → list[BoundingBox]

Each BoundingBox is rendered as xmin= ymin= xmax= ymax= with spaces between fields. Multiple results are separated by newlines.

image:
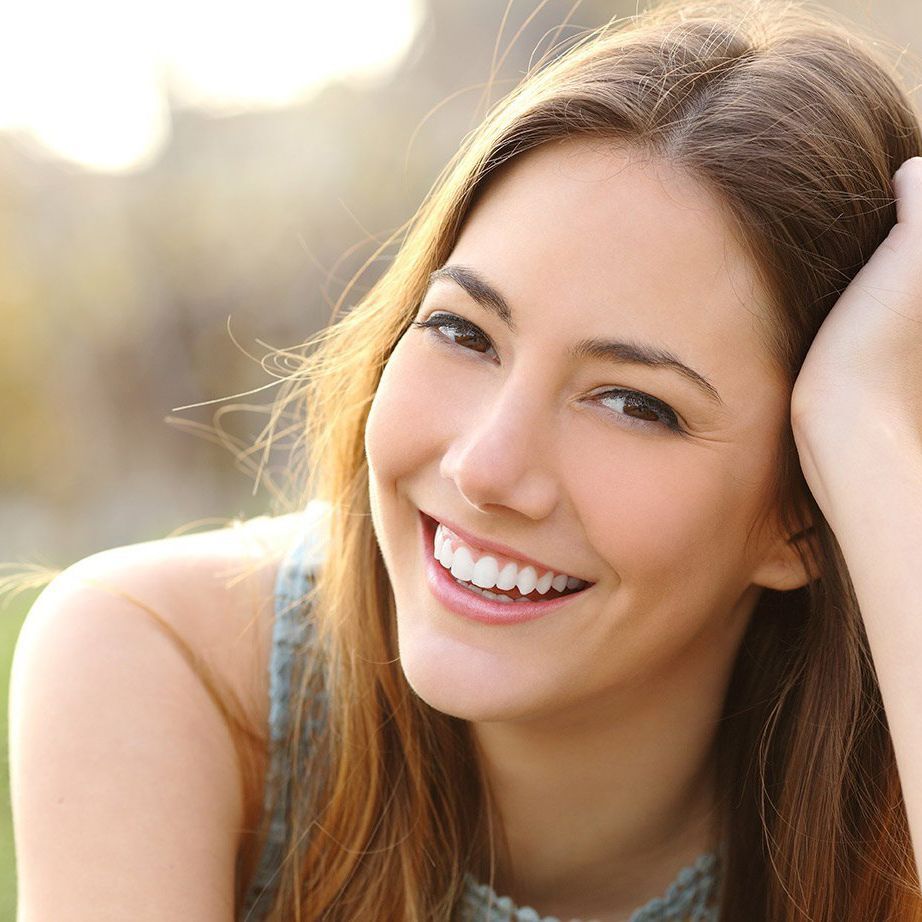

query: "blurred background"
xmin=0 ymin=0 xmax=918 ymax=916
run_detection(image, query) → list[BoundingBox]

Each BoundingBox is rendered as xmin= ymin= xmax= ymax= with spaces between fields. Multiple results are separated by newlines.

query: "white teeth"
xmin=453 ymin=577 xmax=516 ymax=603
xmin=496 ymin=561 xmax=518 ymax=591
xmin=433 ymin=522 xmax=589 ymax=594
xmin=438 ymin=537 xmax=454 ymax=568
xmin=450 ymin=546 xmax=475 ymax=581
xmin=479 ymin=588 xmax=507 ymax=601
xmin=515 ymin=565 xmax=537 ymax=595
xmin=471 ymin=555 xmax=499 ymax=588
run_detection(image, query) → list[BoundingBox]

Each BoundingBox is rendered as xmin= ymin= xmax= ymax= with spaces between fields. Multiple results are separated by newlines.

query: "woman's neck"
xmin=470 ymin=652 xmax=729 ymax=918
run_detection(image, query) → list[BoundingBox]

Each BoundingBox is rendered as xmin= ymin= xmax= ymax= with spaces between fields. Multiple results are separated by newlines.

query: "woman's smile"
xmin=418 ymin=510 xmax=595 ymax=626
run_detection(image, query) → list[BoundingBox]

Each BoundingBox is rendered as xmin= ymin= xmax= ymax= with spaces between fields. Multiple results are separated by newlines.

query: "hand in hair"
xmin=790 ymin=155 xmax=922 ymax=513
xmin=789 ymin=154 xmax=922 ymax=884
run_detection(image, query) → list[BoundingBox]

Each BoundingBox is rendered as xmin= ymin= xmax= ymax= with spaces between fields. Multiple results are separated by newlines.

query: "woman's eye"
xmin=410 ymin=312 xmax=495 ymax=356
xmin=596 ymin=390 xmax=683 ymax=433
xmin=411 ymin=311 xmax=683 ymax=434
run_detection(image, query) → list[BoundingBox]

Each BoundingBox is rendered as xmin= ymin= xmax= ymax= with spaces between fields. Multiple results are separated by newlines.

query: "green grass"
xmin=0 ymin=591 xmax=35 ymax=922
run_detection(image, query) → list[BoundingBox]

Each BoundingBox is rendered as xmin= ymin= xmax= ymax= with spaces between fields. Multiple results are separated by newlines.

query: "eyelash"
xmin=409 ymin=312 xmax=684 ymax=434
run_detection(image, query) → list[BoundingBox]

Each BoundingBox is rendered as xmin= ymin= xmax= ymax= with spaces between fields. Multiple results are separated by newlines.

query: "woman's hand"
xmin=790 ymin=156 xmax=922 ymax=522
xmin=788 ymin=157 xmax=922 ymax=882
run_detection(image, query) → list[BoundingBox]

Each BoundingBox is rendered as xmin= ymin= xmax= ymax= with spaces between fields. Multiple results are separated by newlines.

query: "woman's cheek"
xmin=365 ymin=341 xmax=448 ymax=480
xmin=368 ymin=338 xmax=743 ymax=575
xmin=562 ymin=434 xmax=737 ymax=575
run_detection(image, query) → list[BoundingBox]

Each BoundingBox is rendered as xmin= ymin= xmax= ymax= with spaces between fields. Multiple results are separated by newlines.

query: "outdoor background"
xmin=0 ymin=0 xmax=919 ymax=917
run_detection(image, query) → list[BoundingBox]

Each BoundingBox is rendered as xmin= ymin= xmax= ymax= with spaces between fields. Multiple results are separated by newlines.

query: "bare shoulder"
xmin=8 ymin=510 xmax=310 ymax=922
xmin=26 ymin=510 xmax=309 ymax=726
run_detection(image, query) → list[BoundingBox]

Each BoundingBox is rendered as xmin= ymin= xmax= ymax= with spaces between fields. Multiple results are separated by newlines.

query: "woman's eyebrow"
xmin=426 ymin=264 xmax=724 ymax=406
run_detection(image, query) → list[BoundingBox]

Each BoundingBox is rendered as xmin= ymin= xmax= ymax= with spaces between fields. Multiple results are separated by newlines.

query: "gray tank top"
xmin=235 ymin=515 xmax=314 ymax=921
xmin=238 ymin=504 xmax=723 ymax=921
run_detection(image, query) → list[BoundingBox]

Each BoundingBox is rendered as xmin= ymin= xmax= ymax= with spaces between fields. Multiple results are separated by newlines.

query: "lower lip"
xmin=419 ymin=511 xmax=590 ymax=626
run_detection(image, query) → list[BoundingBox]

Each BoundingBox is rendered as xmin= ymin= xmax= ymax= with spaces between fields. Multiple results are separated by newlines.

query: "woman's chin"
xmin=396 ymin=633 xmax=551 ymax=723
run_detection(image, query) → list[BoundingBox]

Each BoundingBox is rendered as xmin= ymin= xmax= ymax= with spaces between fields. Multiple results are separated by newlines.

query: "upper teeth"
xmin=433 ymin=523 xmax=588 ymax=595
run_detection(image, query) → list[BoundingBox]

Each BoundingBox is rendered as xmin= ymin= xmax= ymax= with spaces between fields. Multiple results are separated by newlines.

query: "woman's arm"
xmin=790 ymin=156 xmax=922 ymax=880
xmin=7 ymin=522 xmax=285 ymax=922
xmin=794 ymin=427 xmax=922 ymax=877
xmin=10 ymin=559 xmax=242 ymax=921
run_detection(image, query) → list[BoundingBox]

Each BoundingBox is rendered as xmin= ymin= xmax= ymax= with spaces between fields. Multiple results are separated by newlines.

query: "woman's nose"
xmin=438 ymin=378 xmax=559 ymax=519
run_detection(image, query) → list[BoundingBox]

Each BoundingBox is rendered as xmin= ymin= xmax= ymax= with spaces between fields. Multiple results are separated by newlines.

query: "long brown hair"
xmin=246 ymin=1 xmax=922 ymax=919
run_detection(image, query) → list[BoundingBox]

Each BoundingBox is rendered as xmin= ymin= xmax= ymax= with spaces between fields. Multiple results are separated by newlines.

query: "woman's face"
xmin=364 ymin=138 xmax=806 ymax=725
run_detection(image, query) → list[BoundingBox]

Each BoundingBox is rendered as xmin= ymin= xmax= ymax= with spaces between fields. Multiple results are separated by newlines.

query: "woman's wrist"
xmin=792 ymin=407 xmax=922 ymax=532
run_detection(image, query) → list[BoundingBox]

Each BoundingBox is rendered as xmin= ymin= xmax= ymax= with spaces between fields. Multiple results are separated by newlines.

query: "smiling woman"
xmin=366 ymin=142 xmax=797 ymax=733
xmin=9 ymin=1 xmax=922 ymax=920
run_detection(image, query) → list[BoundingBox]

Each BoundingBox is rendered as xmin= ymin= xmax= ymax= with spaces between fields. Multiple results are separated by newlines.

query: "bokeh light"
xmin=0 ymin=0 xmax=423 ymax=173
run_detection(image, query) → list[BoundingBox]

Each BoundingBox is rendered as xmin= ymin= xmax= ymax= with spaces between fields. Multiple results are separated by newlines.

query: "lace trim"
xmin=458 ymin=850 xmax=721 ymax=922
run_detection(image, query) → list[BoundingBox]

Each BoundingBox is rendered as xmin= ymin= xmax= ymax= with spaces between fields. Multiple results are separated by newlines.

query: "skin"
xmin=363 ymin=138 xmax=814 ymax=920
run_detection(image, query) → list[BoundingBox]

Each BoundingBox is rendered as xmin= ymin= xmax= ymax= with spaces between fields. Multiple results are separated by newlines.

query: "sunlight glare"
xmin=0 ymin=0 xmax=424 ymax=173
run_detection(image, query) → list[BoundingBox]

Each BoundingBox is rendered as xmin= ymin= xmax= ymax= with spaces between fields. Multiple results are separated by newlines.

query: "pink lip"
xmin=418 ymin=511 xmax=591 ymax=626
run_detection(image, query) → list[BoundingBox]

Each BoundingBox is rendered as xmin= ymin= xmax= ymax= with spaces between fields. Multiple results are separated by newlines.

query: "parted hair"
xmin=236 ymin=1 xmax=922 ymax=919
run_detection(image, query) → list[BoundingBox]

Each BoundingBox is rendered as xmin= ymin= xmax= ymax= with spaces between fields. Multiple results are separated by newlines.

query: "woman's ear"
xmin=750 ymin=522 xmax=823 ymax=591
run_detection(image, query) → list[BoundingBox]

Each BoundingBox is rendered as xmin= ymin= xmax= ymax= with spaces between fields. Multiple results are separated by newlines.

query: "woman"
xmin=10 ymin=1 xmax=922 ymax=919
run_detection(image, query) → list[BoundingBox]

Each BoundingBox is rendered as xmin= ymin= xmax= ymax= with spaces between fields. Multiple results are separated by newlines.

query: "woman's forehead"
xmin=459 ymin=141 xmax=748 ymax=294
xmin=446 ymin=139 xmax=781 ymax=386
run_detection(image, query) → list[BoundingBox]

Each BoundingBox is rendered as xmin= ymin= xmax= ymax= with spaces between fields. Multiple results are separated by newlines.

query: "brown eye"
xmin=626 ymin=404 xmax=658 ymax=422
xmin=411 ymin=313 xmax=495 ymax=355
xmin=596 ymin=389 xmax=682 ymax=433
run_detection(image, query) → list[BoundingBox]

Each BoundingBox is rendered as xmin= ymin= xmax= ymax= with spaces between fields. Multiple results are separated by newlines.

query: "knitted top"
xmin=238 ymin=502 xmax=724 ymax=921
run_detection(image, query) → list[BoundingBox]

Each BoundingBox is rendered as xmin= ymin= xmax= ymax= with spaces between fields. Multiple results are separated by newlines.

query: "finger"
xmin=879 ymin=158 xmax=922 ymax=257
xmin=892 ymin=156 xmax=922 ymax=227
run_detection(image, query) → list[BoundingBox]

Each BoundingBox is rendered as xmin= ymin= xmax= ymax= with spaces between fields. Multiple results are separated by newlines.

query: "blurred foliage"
xmin=0 ymin=0 xmax=643 ymax=564
xmin=0 ymin=593 xmax=34 ymax=921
